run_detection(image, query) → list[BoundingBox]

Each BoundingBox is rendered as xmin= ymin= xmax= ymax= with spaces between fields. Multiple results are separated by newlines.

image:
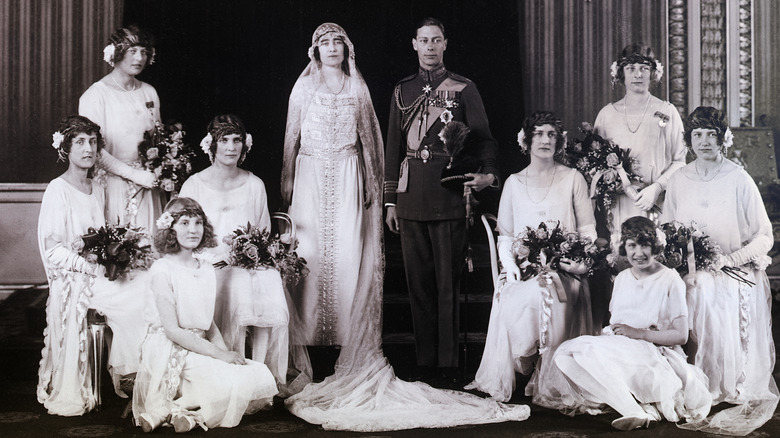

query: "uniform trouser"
xmin=399 ymin=217 xmax=466 ymax=367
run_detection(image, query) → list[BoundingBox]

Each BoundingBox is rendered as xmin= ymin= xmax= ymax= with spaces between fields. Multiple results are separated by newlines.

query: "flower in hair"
xmin=654 ymin=61 xmax=664 ymax=81
xmin=655 ymin=228 xmax=667 ymax=248
xmin=609 ymin=61 xmax=618 ymax=80
xmin=156 ymin=212 xmax=174 ymax=230
xmin=200 ymin=133 xmax=213 ymax=155
xmin=245 ymin=133 xmax=253 ymax=152
xmin=723 ymin=127 xmax=734 ymax=151
xmin=517 ymin=129 xmax=527 ymax=153
xmin=103 ymin=44 xmax=115 ymax=67
xmin=52 ymin=131 xmax=64 ymax=150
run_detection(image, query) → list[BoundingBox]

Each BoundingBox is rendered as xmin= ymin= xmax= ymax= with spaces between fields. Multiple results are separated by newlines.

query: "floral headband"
xmin=307 ymin=22 xmax=355 ymax=62
xmin=102 ymin=38 xmax=156 ymax=67
xmin=610 ymin=53 xmax=663 ymax=85
xmin=199 ymin=132 xmax=253 ymax=163
xmin=155 ymin=207 xmax=204 ymax=230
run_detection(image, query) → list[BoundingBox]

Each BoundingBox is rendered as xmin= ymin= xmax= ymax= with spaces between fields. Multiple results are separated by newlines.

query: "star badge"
xmin=422 ymin=84 xmax=432 ymax=95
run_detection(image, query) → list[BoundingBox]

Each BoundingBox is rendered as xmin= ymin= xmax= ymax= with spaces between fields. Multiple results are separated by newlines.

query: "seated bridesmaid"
xmin=37 ymin=116 xmax=147 ymax=415
xmin=179 ymin=115 xmax=289 ymax=386
xmin=537 ymin=217 xmax=711 ymax=431
xmin=133 ymin=198 xmax=277 ymax=432
xmin=664 ymin=106 xmax=779 ymax=435
xmin=466 ymin=111 xmax=596 ymax=402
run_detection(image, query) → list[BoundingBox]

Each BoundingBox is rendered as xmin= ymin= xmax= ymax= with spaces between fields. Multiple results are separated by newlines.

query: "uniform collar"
xmin=418 ymin=64 xmax=448 ymax=82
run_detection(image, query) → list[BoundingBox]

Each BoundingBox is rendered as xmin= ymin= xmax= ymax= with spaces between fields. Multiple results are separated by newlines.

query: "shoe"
xmin=611 ymin=414 xmax=652 ymax=431
xmin=137 ymin=413 xmax=156 ymax=433
xmin=172 ymin=414 xmax=196 ymax=433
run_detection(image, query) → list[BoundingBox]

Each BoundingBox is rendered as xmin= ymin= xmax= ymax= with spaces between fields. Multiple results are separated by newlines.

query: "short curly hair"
xmin=154 ymin=197 xmax=218 ymax=254
xmin=108 ymin=25 xmax=155 ymax=67
xmin=613 ymin=43 xmax=661 ymax=84
xmin=618 ymin=216 xmax=663 ymax=256
xmin=207 ymin=114 xmax=250 ymax=163
xmin=683 ymin=106 xmax=728 ymax=147
xmin=520 ymin=111 xmax=565 ymax=154
xmin=54 ymin=115 xmax=105 ymax=163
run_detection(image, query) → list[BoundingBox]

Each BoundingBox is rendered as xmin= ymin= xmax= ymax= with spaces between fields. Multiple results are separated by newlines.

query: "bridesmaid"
xmin=37 ymin=116 xmax=146 ymax=416
xmin=79 ymin=25 xmax=163 ymax=232
xmin=180 ymin=115 xmax=289 ymax=386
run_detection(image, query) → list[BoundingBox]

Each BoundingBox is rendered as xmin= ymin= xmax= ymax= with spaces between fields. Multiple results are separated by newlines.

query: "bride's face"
xmin=318 ymin=33 xmax=345 ymax=68
xmin=215 ymin=134 xmax=243 ymax=167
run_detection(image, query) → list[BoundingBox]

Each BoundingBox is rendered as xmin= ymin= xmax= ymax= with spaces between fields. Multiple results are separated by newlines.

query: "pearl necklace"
xmin=324 ymin=74 xmax=346 ymax=95
xmin=111 ymin=74 xmax=136 ymax=92
xmin=525 ymin=164 xmax=557 ymax=204
xmin=623 ymin=94 xmax=651 ymax=133
xmin=694 ymin=157 xmax=725 ymax=182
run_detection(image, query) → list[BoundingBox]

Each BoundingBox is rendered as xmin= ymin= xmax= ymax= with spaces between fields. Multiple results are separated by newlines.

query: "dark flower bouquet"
xmin=510 ymin=221 xmax=611 ymax=281
xmin=138 ymin=121 xmax=195 ymax=193
xmin=78 ymin=224 xmax=154 ymax=281
xmin=216 ymin=222 xmax=309 ymax=284
xmin=563 ymin=123 xmax=658 ymax=231
xmin=658 ymin=221 xmax=754 ymax=285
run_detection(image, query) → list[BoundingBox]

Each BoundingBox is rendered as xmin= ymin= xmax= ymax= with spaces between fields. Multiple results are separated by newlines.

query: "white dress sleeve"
xmin=726 ymin=171 xmax=773 ymax=267
xmin=572 ymin=170 xmax=597 ymax=241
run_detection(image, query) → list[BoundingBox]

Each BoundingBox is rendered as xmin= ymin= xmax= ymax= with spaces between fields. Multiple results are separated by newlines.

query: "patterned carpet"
xmin=1 ymin=286 xmax=780 ymax=436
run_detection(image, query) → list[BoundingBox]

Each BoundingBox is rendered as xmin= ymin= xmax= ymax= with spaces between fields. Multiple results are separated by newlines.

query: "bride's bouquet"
xmin=138 ymin=121 xmax=195 ymax=193
xmin=564 ymin=123 xmax=658 ymax=229
xmin=658 ymin=221 xmax=754 ymax=285
xmin=77 ymin=224 xmax=154 ymax=281
xmin=511 ymin=221 xmax=611 ymax=282
xmin=217 ymin=222 xmax=309 ymax=284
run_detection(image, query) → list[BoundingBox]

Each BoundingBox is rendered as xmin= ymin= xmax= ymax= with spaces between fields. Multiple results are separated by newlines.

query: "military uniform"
xmin=385 ymin=65 xmax=498 ymax=368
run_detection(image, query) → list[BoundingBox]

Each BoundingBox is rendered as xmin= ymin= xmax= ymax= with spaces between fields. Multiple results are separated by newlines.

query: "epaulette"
xmin=446 ymin=71 xmax=473 ymax=85
xmin=395 ymin=72 xmax=418 ymax=87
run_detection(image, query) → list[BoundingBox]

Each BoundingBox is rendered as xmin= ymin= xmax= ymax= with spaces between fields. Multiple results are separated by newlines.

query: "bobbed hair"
xmin=207 ymin=114 xmax=250 ymax=162
xmin=414 ymin=17 xmax=447 ymax=39
xmin=684 ymin=106 xmax=728 ymax=147
xmin=108 ymin=25 xmax=155 ymax=67
xmin=154 ymin=197 xmax=218 ymax=254
xmin=618 ymin=216 xmax=662 ymax=256
xmin=614 ymin=43 xmax=661 ymax=83
xmin=521 ymin=111 xmax=565 ymax=153
xmin=55 ymin=115 xmax=104 ymax=163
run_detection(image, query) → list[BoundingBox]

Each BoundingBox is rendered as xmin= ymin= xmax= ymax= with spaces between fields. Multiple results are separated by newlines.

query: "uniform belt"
xmin=397 ymin=147 xmax=450 ymax=193
xmin=405 ymin=148 xmax=449 ymax=162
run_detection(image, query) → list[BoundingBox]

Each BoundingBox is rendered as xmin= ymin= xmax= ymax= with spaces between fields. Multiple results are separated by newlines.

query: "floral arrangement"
xmin=563 ymin=123 xmax=659 ymax=231
xmin=510 ymin=221 xmax=611 ymax=281
xmin=138 ymin=120 xmax=195 ymax=193
xmin=77 ymin=224 xmax=154 ymax=281
xmin=658 ymin=221 xmax=754 ymax=286
xmin=217 ymin=222 xmax=308 ymax=284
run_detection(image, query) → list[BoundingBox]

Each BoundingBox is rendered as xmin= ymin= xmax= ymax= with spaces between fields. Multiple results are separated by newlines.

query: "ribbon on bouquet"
xmin=538 ymin=251 xmax=567 ymax=303
xmin=588 ymin=167 xmax=635 ymax=200
xmin=686 ymin=237 xmax=697 ymax=275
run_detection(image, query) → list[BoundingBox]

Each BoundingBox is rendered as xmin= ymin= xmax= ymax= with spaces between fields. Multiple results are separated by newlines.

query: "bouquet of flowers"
xmin=658 ymin=221 xmax=754 ymax=285
xmin=510 ymin=221 xmax=611 ymax=281
xmin=138 ymin=121 xmax=195 ymax=193
xmin=77 ymin=224 xmax=154 ymax=281
xmin=217 ymin=222 xmax=309 ymax=284
xmin=564 ymin=123 xmax=658 ymax=231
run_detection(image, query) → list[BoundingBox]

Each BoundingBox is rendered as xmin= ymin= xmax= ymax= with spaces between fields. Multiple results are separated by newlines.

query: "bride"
xmin=281 ymin=22 xmax=529 ymax=432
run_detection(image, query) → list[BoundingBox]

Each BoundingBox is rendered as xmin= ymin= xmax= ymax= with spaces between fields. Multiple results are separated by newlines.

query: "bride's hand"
xmin=559 ymin=257 xmax=588 ymax=275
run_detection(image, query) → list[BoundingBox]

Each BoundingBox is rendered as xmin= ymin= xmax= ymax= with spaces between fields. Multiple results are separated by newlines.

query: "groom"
xmin=384 ymin=17 xmax=498 ymax=384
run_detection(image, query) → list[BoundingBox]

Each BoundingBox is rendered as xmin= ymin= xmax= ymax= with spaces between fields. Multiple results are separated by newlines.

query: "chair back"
xmin=480 ymin=213 xmax=499 ymax=289
xmin=271 ymin=212 xmax=296 ymax=247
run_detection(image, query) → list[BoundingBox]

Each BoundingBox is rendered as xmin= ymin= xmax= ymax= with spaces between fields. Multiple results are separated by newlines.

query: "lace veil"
xmin=282 ymin=23 xmax=529 ymax=431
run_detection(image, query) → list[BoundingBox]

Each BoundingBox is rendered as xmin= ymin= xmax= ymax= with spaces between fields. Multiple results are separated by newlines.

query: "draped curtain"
xmin=0 ymin=0 xmax=122 ymax=183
